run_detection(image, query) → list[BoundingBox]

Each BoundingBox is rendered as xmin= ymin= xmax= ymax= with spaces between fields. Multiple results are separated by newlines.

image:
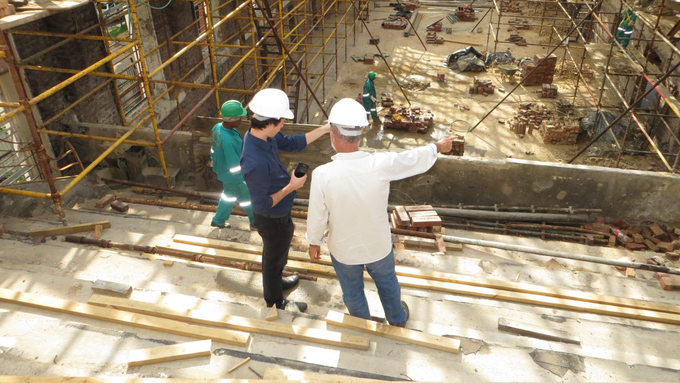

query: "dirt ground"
xmin=307 ymin=1 xmax=672 ymax=172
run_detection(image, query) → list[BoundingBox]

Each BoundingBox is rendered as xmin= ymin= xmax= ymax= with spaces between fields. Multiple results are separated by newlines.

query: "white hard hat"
xmin=328 ymin=98 xmax=370 ymax=128
xmin=249 ymin=88 xmax=295 ymax=120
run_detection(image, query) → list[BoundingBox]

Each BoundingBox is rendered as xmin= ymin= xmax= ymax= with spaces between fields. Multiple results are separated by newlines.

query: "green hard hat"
xmin=368 ymin=71 xmax=377 ymax=80
xmin=220 ymin=100 xmax=248 ymax=118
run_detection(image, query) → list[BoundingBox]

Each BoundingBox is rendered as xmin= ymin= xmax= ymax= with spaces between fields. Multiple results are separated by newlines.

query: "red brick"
xmin=626 ymin=242 xmax=646 ymax=251
xmin=96 ymin=194 xmax=116 ymax=208
xmin=614 ymin=218 xmax=630 ymax=229
xmin=665 ymin=252 xmax=679 ymax=261
xmin=632 ymin=233 xmax=644 ymax=244
xmin=649 ymin=223 xmax=669 ymax=240
xmin=658 ymin=242 xmax=675 ymax=252
xmin=660 ymin=276 xmax=680 ymax=291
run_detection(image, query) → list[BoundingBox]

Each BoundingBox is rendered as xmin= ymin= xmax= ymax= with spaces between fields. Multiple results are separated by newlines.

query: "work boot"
xmin=281 ymin=299 xmax=308 ymax=312
xmin=281 ymin=275 xmax=300 ymax=290
xmin=211 ymin=221 xmax=231 ymax=229
xmin=391 ymin=301 xmax=410 ymax=327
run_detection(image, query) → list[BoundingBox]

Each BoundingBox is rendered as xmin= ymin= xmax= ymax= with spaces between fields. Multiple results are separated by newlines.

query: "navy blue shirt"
xmin=240 ymin=130 xmax=307 ymax=217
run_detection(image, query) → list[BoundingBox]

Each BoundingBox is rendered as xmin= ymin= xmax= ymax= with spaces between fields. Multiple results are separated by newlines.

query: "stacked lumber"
xmin=390 ymin=205 xmax=442 ymax=233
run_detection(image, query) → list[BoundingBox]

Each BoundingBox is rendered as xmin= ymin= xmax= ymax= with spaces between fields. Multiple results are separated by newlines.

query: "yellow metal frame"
xmin=0 ymin=0 xmax=366 ymax=222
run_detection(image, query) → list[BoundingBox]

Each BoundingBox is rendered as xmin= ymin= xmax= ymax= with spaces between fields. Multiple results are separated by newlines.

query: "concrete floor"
xmin=1 ymin=190 xmax=680 ymax=381
xmin=310 ymin=1 xmax=665 ymax=172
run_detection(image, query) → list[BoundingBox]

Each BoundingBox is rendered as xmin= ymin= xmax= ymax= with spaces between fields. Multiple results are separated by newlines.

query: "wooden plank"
xmin=263 ymin=367 xmax=383 ymax=381
xmin=396 ymin=276 xmax=680 ymax=326
xmin=410 ymin=216 xmax=442 ymax=227
xmin=172 ymin=234 xmax=334 ymax=266
xmin=406 ymin=210 xmax=438 ymax=217
xmin=28 ymin=221 xmax=111 ymax=237
xmin=169 ymin=235 xmax=680 ymax=316
xmin=497 ymin=318 xmax=581 ymax=345
xmin=403 ymin=205 xmax=433 ymax=212
xmin=325 ymin=311 xmax=460 ymax=354
xmin=227 ymin=357 xmax=250 ymax=373
xmin=88 ymin=294 xmax=370 ymax=350
xmin=0 ymin=377 xmax=399 ymax=383
xmin=127 ymin=339 xmax=211 ymax=367
xmin=91 ymin=279 xmax=132 ymax=297
xmin=394 ymin=206 xmax=410 ymax=225
xmin=0 ymin=288 xmax=249 ymax=346
xmin=94 ymin=225 xmax=102 ymax=240
xmin=266 ymin=306 xmax=278 ymax=321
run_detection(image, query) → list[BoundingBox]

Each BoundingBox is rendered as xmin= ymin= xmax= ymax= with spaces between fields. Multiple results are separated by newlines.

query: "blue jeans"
xmin=330 ymin=250 xmax=407 ymax=325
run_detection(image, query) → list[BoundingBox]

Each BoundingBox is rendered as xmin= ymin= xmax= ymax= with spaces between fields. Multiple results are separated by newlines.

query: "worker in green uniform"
xmin=211 ymin=100 xmax=255 ymax=229
xmin=616 ymin=8 xmax=636 ymax=48
xmin=362 ymin=72 xmax=379 ymax=123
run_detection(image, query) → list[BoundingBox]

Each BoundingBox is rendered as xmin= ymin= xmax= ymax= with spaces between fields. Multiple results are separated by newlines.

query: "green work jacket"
xmin=211 ymin=123 xmax=245 ymax=184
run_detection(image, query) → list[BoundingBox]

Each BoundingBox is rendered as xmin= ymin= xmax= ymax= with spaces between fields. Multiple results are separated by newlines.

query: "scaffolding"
xmin=0 ymin=0 xmax=368 ymax=222
xmin=484 ymin=0 xmax=680 ymax=172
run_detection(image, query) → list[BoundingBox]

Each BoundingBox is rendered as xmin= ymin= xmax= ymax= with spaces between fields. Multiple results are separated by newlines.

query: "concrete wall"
xmin=390 ymin=157 xmax=680 ymax=225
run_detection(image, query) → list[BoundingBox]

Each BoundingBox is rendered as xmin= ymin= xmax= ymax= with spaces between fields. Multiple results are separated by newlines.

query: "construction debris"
xmin=364 ymin=54 xmax=375 ymax=64
xmin=111 ymin=200 xmax=130 ymax=213
xmin=426 ymin=31 xmax=444 ymax=44
xmin=427 ymin=19 xmax=443 ymax=31
xmin=507 ymin=103 xmax=553 ymax=135
xmin=369 ymin=37 xmax=380 ymax=45
xmin=507 ymin=34 xmax=528 ymax=46
xmin=382 ymin=16 xmax=409 ymax=30
xmin=447 ymin=46 xmax=486 ymax=72
xmin=508 ymin=18 xmax=531 ymax=30
xmin=469 ymin=77 xmax=495 ymax=95
xmin=500 ymin=0 xmax=521 ymax=12
xmin=454 ymin=5 xmax=477 ymax=21
xmin=381 ymin=92 xmax=394 ymax=107
xmin=91 ymin=279 xmax=133 ymax=297
xmin=539 ymin=84 xmax=559 ymax=98
xmin=539 ymin=116 xmax=580 ymax=144
xmin=390 ymin=205 xmax=443 ymax=233
xmin=383 ymin=106 xmax=434 ymax=133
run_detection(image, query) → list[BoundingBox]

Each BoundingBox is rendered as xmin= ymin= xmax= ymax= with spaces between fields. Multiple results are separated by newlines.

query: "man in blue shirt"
xmin=210 ymin=100 xmax=254 ymax=229
xmin=241 ymin=88 xmax=330 ymax=312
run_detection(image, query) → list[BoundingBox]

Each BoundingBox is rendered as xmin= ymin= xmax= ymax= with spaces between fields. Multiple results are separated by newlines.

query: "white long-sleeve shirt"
xmin=305 ymin=144 xmax=438 ymax=265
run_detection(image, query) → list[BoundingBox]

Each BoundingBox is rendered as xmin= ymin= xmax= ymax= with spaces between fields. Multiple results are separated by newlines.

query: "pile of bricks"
xmin=599 ymin=221 xmax=680 ymax=254
xmin=500 ymin=0 xmax=520 ymax=12
xmin=427 ymin=21 xmax=442 ymax=31
xmin=539 ymin=84 xmax=558 ymax=98
xmin=380 ymin=92 xmax=394 ymax=107
xmin=539 ymin=116 xmax=579 ymax=144
xmin=521 ymin=54 xmax=557 ymax=86
xmin=506 ymin=102 xmax=552 ymax=135
xmin=507 ymin=18 xmax=530 ymax=30
xmin=382 ymin=16 xmax=409 ymax=29
xmin=369 ymin=37 xmax=380 ymax=45
xmin=426 ymin=31 xmax=444 ymax=44
xmin=469 ymin=77 xmax=495 ymax=95
xmin=441 ymin=134 xmax=465 ymax=156
xmin=455 ymin=5 xmax=477 ymax=21
xmin=506 ymin=34 xmax=527 ymax=46
xmin=384 ymin=106 xmax=434 ymax=134
xmin=390 ymin=205 xmax=443 ymax=233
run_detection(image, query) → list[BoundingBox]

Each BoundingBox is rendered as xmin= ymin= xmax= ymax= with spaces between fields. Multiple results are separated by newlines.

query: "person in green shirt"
xmin=362 ymin=72 xmax=379 ymax=123
xmin=616 ymin=8 xmax=636 ymax=48
xmin=211 ymin=100 xmax=255 ymax=229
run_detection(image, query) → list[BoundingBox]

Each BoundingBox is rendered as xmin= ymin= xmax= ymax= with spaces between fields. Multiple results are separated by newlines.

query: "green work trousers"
xmin=213 ymin=181 xmax=254 ymax=226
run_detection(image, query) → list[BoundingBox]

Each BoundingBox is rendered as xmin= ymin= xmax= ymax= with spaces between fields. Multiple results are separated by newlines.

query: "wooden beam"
xmin=169 ymin=235 xmax=680 ymax=316
xmin=0 ymin=288 xmax=249 ymax=346
xmin=266 ymin=306 xmax=278 ymax=321
xmin=88 ymin=294 xmax=370 ymax=350
xmin=127 ymin=339 xmax=212 ymax=367
xmin=325 ymin=311 xmax=460 ymax=354
xmin=497 ymin=318 xmax=581 ymax=344
xmin=28 ymin=221 xmax=111 ymax=237
xmin=396 ymin=276 xmax=680 ymax=326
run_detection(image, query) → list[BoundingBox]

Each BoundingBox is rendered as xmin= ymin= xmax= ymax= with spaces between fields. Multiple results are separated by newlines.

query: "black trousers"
xmin=254 ymin=213 xmax=294 ymax=308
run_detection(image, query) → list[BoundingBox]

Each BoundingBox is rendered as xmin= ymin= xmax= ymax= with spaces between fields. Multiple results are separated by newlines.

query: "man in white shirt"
xmin=306 ymin=98 xmax=452 ymax=327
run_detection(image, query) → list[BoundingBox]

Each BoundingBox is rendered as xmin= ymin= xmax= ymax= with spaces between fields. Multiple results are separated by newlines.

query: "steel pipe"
xmin=434 ymin=208 xmax=591 ymax=223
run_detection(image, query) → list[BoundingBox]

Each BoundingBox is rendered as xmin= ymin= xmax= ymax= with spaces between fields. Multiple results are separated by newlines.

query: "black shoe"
xmin=391 ymin=301 xmax=410 ymax=327
xmin=281 ymin=275 xmax=300 ymax=290
xmin=211 ymin=221 xmax=231 ymax=229
xmin=281 ymin=299 xmax=307 ymax=312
